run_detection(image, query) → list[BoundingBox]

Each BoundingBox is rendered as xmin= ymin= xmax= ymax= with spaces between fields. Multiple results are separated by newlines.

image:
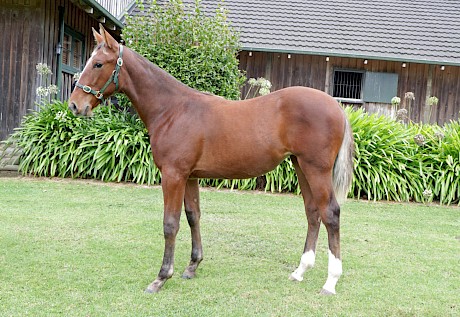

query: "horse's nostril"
xmin=83 ymin=105 xmax=90 ymax=116
xmin=69 ymin=102 xmax=78 ymax=113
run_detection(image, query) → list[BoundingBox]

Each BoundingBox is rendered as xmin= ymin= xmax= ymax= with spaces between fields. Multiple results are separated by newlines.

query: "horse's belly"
xmin=190 ymin=152 xmax=288 ymax=179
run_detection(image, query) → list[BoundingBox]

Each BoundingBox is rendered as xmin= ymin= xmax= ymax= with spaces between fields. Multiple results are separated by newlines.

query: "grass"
xmin=0 ymin=177 xmax=459 ymax=316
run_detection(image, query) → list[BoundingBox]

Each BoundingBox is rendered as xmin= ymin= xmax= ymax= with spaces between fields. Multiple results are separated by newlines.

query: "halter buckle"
xmin=117 ymin=58 xmax=123 ymax=67
xmin=95 ymin=91 xmax=104 ymax=100
xmin=82 ymin=85 xmax=92 ymax=93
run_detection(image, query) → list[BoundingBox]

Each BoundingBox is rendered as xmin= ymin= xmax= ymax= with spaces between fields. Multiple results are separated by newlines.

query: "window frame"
xmin=61 ymin=25 xmax=85 ymax=74
xmin=332 ymin=69 xmax=399 ymax=104
xmin=332 ymin=69 xmax=365 ymax=104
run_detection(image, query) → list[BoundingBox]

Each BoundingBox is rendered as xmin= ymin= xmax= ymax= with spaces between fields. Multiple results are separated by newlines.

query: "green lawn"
xmin=0 ymin=177 xmax=458 ymax=316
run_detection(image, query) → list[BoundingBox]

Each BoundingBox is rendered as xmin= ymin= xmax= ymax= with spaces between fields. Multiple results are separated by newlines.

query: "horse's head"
xmin=68 ymin=25 xmax=123 ymax=116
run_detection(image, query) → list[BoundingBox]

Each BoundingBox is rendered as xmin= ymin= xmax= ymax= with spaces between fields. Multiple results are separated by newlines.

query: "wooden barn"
xmin=0 ymin=0 xmax=130 ymax=140
xmin=3 ymin=0 xmax=460 ymax=142
xmin=129 ymin=0 xmax=460 ymax=124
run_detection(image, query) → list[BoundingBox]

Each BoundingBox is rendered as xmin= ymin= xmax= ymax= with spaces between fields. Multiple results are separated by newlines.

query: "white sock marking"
xmin=289 ymin=250 xmax=315 ymax=282
xmin=322 ymin=249 xmax=342 ymax=294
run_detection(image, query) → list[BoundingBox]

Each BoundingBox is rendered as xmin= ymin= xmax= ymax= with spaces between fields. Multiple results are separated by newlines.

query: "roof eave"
xmin=79 ymin=0 xmax=124 ymax=30
xmin=241 ymin=46 xmax=460 ymax=67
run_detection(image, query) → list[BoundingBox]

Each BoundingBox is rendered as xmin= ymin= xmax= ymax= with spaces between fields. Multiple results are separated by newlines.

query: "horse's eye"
xmin=94 ymin=63 xmax=103 ymax=69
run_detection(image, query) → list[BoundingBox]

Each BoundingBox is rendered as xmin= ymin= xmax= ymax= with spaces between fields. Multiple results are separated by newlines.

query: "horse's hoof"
xmin=144 ymin=285 xmax=161 ymax=294
xmin=181 ymin=269 xmax=196 ymax=279
xmin=319 ymin=288 xmax=336 ymax=296
xmin=145 ymin=280 xmax=164 ymax=294
xmin=288 ymin=272 xmax=303 ymax=282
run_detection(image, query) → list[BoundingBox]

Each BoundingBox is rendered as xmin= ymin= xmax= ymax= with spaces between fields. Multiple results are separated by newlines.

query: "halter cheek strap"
xmin=75 ymin=44 xmax=124 ymax=101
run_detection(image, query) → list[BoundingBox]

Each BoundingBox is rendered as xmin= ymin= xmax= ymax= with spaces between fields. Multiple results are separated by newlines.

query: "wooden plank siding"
xmin=0 ymin=0 xmax=120 ymax=140
xmin=0 ymin=2 xmax=41 ymax=140
xmin=239 ymin=51 xmax=460 ymax=124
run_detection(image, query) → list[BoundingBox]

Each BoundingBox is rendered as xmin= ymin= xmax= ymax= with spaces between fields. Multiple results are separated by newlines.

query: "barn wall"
xmin=40 ymin=0 xmax=120 ymax=101
xmin=239 ymin=51 xmax=328 ymax=92
xmin=0 ymin=0 xmax=120 ymax=140
xmin=430 ymin=64 xmax=460 ymax=124
xmin=239 ymin=51 xmax=460 ymax=124
xmin=0 ymin=1 xmax=42 ymax=140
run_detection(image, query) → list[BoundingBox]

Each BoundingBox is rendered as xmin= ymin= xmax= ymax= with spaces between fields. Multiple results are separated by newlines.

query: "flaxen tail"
xmin=333 ymin=113 xmax=355 ymax=204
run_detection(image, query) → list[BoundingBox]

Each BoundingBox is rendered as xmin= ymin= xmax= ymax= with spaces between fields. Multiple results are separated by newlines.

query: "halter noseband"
xmin=75 ymin=44 xmax=124 ymax=100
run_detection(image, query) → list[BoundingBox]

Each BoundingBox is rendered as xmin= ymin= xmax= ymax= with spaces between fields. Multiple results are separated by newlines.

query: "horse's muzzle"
xmin=68 ymin=102 xmax=92 ymax=117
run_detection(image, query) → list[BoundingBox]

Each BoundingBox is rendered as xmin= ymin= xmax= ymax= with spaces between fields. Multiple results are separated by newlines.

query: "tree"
xmin=122 ymin=0 xmax=245 ymax=100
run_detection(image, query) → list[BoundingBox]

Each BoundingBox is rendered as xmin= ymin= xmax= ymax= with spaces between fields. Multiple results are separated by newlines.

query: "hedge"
xmin=5 ymin=101 xmax=459 ymax=205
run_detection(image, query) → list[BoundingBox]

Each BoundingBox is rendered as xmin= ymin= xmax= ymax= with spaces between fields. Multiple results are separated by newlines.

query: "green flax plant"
xmin=346 ymin=107 xmax=425 ymax=202
xmin=12 ymin=101 xmax=160 ymax=185
xmin=9 ymin=102 xmax=460 ymax=204
xmin=348 ymin=106 xmax=460 ymax=205
xmin=436 ymin=121 xmax=460 ymax=204
xmin=413 ymin=121 xmax=460 ymax=204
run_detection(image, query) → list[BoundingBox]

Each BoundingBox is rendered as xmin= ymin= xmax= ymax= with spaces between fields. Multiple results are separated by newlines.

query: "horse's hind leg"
xmin=290 ymin=157 xmax=343 ymax=295
xmin=182 ymin=178 xmax=203 ymax=279
xmin=320 ymin=196 xmax=342 ymax=295
xmin=289 ymin=157 xmax=321 ymax=282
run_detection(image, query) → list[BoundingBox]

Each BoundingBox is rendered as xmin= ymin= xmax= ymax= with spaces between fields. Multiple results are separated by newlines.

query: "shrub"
xmin=348 ymin=107 xmax=460 ymax=204
xmin=347 ymin=107 xmax=425 ymax=202
xmin=412 ymin=121 xmax=460 ymax=204
xmin=436 ymin=121 xmax=460 ymax=204
xmin=12 ymin=101 xmax=160 ymax=185
xmin=9 ymin=102 xmax=460 ymax=205
xmin=122 ymin=0 xmax=246 ymax=100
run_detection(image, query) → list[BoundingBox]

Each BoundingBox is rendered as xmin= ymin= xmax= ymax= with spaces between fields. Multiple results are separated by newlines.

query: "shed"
xmin=0 ymin=0 xmax=130 ymax=140
xmin=128 ymin=0 xmax=460 ymax=124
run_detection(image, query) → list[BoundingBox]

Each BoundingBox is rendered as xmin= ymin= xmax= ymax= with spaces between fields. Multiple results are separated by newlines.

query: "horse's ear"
xmin=99 ymin=23 xmax=117 ymax=49
xmin=92 ymin=27 xmax=104 ymax=45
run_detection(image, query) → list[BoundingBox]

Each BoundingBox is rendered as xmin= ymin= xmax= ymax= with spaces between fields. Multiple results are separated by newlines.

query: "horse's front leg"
xmin=182 ymin=178 xmax=203 ymax=279
xmin=145 ymin=170 xmax=187 ymax=293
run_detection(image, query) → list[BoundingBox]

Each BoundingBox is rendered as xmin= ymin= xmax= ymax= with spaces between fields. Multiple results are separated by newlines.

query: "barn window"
xmin=333 ymin=70 xmax=364 ymax=103
xmin=61 ymin=26 xmax=85 ymax=74
xmin=333 ymin=70 xmax=399 ymax=104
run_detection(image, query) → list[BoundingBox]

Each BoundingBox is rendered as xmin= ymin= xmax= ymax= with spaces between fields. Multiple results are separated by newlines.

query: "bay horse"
xmin=68 ymin=25 xmax=354 ymax=295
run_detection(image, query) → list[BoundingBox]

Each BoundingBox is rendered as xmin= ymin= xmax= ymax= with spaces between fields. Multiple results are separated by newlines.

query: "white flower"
xmin=259 ymin=87 xmax=270 ymax=96
xmin=405 ymin=92 xmax=415 ymax=101
xmin=36 ymin=86 xmax=49 ymax=97
xmin=54 ymin=111 xmax=68 ymax=123
xmin=261 ymin=80 xmax=272 ymax=90
xmin=48 ymin=84 xmax=59 ymax=95
xmin=434 ymin=131 xmax=445 ymax=140
xmin=422 ymin=189 xmax=432 ymax=199
xmin=256 ymin=77 xmax=272 ymax=89
xmin=391 ymin=96 xmax=401 ymax=106
xmin=414 ymin=134 xmax=426 ymax=146
xmin=248 ymin=78 xmax=257 ymax=86
xmin=36 ymin=63 xmax=52 ymax=76
xmin=427 ymin=96 xmax=439 ymax=106
xmin=397 ymin=108 xmax=407 ymax=116
xmin=73 ymin=72 xmax=81 ymax=81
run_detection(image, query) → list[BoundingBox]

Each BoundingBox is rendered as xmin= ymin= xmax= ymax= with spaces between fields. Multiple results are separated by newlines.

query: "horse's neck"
xmin=121 ymin=48 xmax=195 ymax=127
